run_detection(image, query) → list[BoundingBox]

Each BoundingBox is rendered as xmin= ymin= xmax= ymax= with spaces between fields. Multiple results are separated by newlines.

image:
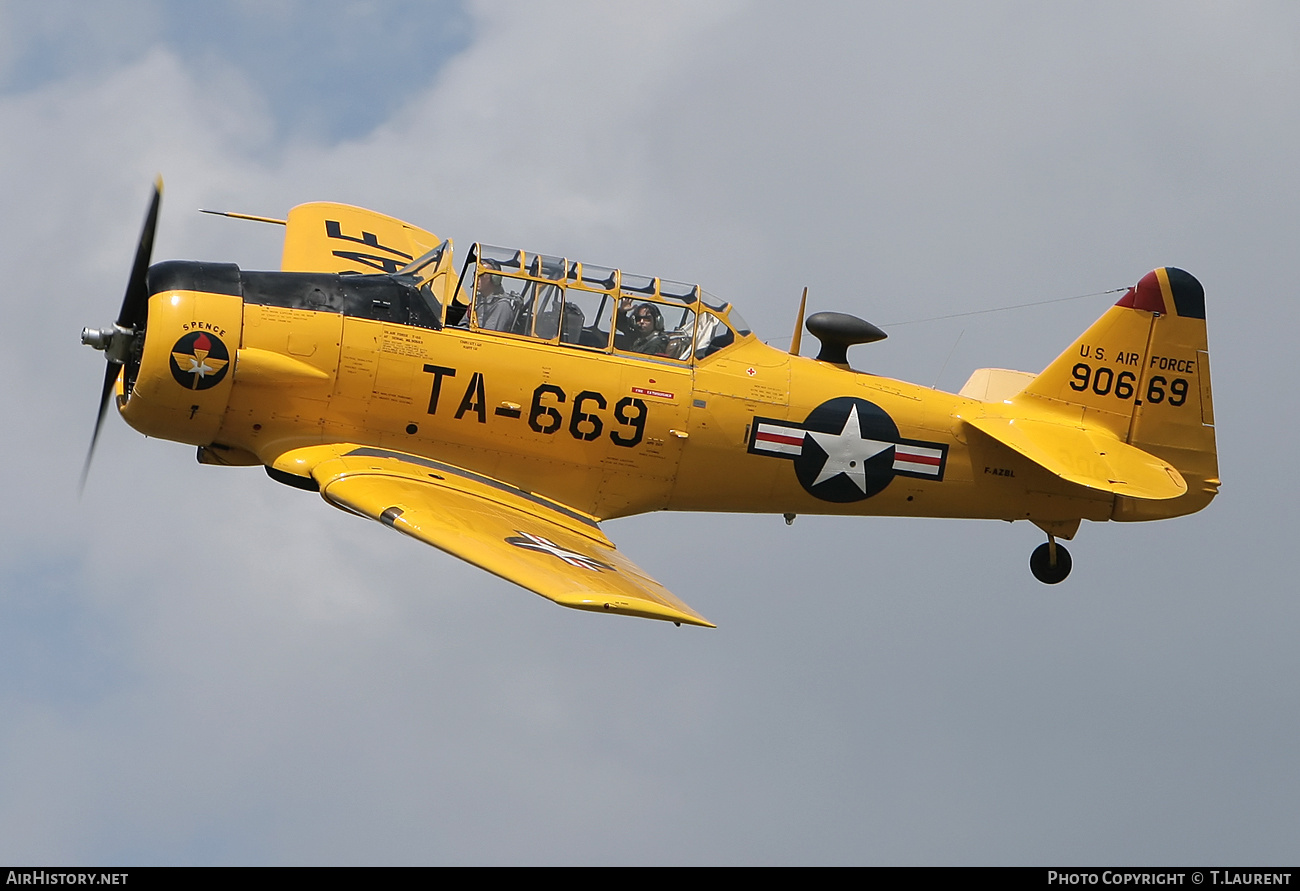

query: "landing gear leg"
xmin=1030 ymin=535 xmax=1072 ymax=584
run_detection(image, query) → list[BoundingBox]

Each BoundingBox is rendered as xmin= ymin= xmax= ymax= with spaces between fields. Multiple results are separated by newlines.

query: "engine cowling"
xmin=119 ymin=262 xmax=243 ymax=446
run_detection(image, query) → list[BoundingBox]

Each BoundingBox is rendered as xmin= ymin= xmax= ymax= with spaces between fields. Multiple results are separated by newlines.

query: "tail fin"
xmin=1017 ymin=268 xmax=1219 ymax=519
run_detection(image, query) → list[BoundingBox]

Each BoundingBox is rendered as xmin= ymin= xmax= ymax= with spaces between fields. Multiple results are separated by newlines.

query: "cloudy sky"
xmin=2 ymin=0 xmax=1297 ymax=866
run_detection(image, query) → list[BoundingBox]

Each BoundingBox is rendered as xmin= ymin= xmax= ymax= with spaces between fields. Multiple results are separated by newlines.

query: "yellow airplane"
xmin=82 ymin=182 xmax=1219 ymax=628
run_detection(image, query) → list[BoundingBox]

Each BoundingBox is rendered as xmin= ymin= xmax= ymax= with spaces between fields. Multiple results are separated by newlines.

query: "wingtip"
xmin=575 ymin=599 xmax=716 ymax=628
xmin=665 ymin=608 xmax=716 ymax=629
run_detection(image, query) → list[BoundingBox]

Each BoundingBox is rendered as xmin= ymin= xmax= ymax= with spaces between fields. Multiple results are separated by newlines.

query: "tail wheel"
xmin=1030 ymin=538 xmax=1072 ymax=584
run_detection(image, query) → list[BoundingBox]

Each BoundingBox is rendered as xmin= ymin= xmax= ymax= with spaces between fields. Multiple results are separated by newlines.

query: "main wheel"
xmin=1029 ymin=541 xmax=1072 ymax=584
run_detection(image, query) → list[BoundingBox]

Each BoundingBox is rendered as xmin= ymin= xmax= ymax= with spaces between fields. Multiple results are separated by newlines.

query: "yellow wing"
xmin=280 ymin=202 xmax=441 ymax=274
xmin=966 ymin=416 xmax=1187 ymax=500
xmin=269 ymin=445 xmax=713 ymax=627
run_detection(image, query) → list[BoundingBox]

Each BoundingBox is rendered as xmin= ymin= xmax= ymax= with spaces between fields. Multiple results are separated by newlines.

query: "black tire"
xmin=1030 ymin=542 xmax=1072 ymax=584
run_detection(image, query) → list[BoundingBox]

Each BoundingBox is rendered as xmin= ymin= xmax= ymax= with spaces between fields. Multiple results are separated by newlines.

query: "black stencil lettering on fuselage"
xmin=456 ymin=372 xmax=487 ymax=422
xmin=610 ymin=396 xmax=647 ymax=447
xmin=423 ymin=365 xmax=456 ymax=414
xmin=569 ymin=391 xmax=607 ymax=441
xmin=529 ymin=384 xmax=566 ymax=434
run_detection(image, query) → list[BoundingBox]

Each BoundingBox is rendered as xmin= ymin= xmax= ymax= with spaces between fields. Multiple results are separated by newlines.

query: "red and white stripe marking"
xmin=756 ymin=420 xmax=945 ymax=478
xmin=893 ymin=444 xmax=943 ymax=476
xmin=752 ymin=421 xmax=807 ymax=456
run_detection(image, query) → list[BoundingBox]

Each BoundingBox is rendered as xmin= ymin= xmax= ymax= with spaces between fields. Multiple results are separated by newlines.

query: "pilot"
xmin=617 ymin=300 xmax=669 ymax=355
xmin=475 ymin=270 xmax=517 ymax=331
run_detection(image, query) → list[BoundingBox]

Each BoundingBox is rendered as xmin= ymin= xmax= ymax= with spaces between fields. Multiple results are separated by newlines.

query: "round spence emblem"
xmin=169 ymin=331 xmax=231 ymax=390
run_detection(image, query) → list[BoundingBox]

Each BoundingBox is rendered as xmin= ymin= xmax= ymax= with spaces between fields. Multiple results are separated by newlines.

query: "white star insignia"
xmin=506 ymin=532 xmax=612 ymax=571
xmin=806 ymin=404 xmax=893 ymax=492
xmin=185 ymin=357 xmax=217 ymax=377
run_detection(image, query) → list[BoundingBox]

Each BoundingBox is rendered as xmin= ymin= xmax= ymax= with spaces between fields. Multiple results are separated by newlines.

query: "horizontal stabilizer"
xmin=966 ymin=417 xmax=1187 ymax=500
xmin=958 ymin=367 xmax=1037 ymax=402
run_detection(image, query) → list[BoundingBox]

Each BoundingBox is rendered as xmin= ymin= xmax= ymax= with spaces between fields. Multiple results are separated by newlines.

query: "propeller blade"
xmin=116 ymin=176 xmax=163 ymax=330
xmin=80 ymin=362 xmax=121 ymax=494
xmin=83 ymin=177 xmax=163 ymax=494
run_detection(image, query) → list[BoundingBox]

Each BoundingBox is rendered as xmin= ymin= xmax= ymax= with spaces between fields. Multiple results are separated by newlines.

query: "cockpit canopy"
xmin=402 ymin=241 xmax=751 ymax=363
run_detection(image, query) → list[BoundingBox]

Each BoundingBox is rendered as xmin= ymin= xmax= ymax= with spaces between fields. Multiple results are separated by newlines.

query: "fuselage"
xmin=81 ymin=192 xmax=1217 ymax=606
xmin=115 ymin=257 xmax=1209 ymax=531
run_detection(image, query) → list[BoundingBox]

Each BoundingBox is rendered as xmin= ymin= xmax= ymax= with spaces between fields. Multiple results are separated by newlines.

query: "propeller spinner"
xmin=80 ymin=178 xmax=163 ymax=490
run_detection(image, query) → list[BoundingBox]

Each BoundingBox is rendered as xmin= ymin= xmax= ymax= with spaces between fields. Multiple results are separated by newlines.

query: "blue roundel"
xmin=747 ymin=397 xmax=949 ymax=503
xmin=792 ymin=397 xmax=900 ymax=502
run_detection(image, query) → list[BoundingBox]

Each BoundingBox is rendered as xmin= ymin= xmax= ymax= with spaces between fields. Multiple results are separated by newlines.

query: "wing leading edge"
xmin=271 ymin=445 xmax=714 ymax=627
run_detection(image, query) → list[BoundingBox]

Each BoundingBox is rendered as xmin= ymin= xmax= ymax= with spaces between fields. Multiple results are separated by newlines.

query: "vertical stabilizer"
xmin=1016 ymin=268 xmax=1218 ymax=519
